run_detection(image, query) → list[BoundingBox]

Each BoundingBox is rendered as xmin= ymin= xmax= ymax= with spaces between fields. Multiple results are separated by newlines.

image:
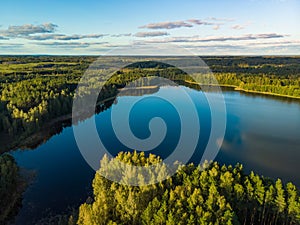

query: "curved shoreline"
xmin=233 ymin=87 xmax=300 ymax=100
xmin=183 ymin=80 xmax=300 ymax=100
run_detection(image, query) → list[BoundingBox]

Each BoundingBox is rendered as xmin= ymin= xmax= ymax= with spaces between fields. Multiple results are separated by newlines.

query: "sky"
xmin=0 ymin=0 xmax=300 ymax=55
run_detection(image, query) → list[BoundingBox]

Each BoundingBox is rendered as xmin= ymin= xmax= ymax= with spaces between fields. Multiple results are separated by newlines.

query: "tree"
xmin=77 ymin=152 xmax=300 ymax=225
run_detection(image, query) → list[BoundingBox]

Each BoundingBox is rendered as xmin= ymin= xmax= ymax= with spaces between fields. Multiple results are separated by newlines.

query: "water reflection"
xmin=216 ymin=90 xmax=300 ymax=186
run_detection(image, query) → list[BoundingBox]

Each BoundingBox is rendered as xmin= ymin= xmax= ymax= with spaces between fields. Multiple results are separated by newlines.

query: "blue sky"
xmin=0 ymin=0 xmax=299 ymax=55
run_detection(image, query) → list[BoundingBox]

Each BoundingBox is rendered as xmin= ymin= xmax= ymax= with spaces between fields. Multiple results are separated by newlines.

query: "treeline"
xmin=0 ymin=154 xmax=22 ymax=223
xmin=190 ymin=73 xmax=300 ymax=97
xmin=77 ymin=152 xmax=300 ymax=225
xmin=203 ymin=56 xmax=300 ymax=77
xmin=216 ymin=73 xmax=300 ymax=97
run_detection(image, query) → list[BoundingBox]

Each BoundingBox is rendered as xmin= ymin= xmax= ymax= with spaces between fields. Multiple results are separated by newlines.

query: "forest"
xmin=0 ymin=154 xmax=24 ymax=223
xmin=76 ymin=151 xmax=300 ymax=225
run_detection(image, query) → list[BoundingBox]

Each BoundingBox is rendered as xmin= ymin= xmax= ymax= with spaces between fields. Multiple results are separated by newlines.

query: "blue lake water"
xmin=12 ymin=86 xmax=300 ymax=224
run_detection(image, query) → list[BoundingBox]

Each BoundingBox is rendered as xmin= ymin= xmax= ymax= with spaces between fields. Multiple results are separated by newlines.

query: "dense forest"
xmin=77 ymin=152 xmax=300 ymax=225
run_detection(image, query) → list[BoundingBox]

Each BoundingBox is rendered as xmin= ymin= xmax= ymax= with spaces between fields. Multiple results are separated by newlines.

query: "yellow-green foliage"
xmin=77 ymin=152 xmax=300 ymax=225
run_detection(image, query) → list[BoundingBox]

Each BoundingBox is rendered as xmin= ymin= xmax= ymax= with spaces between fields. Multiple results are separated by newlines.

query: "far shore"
xmin=183 ymin=80 xmax=300 ymax=100
xmin=119 ymin=85 xmax=158 ymax=91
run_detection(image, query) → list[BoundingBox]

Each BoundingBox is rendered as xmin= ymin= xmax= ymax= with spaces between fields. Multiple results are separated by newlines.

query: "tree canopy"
xmin=0 ymin=154 xmax=22 ymax=223
xmin=77 ymin=152 xmax=300 ymax=225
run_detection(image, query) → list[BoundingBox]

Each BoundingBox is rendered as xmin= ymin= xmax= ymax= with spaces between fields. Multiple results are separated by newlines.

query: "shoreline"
xmin=119 ymin=85 xmax=158 ymax=91
xmin=183 ymin=80 xmax=300 ymax=100
xmin=233 ymin=87 xmax=300 ymax=100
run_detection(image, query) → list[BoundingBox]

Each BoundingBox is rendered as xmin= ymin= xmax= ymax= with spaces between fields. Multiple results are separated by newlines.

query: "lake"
xmin=12 ymin=85 xmax=300 ymax=224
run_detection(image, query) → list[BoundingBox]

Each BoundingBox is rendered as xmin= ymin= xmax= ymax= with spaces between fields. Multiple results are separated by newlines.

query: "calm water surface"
xmin=12 ymin=86 xmax=300 ymax=224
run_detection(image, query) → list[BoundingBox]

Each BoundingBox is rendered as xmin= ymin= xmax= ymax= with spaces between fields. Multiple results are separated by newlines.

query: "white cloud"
xmin=135 ymin=31 xmax=169 ymax=37
xmin=139 ymin=21 xmax=193 ymax=29
xmin=145 ymin=33 xmax=287 ymax=43
xmin=231 ymin=25 xmax=246 ymax=30
xmin=33 ymin=41 xmax=108 ymax=48
xmin=26 ymin=33 xmax=106 ymax=40
xmin=0 ymin=23 xmax=57 ymax=38
xmin=110 ymin=33 xmax=132 ymax=37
